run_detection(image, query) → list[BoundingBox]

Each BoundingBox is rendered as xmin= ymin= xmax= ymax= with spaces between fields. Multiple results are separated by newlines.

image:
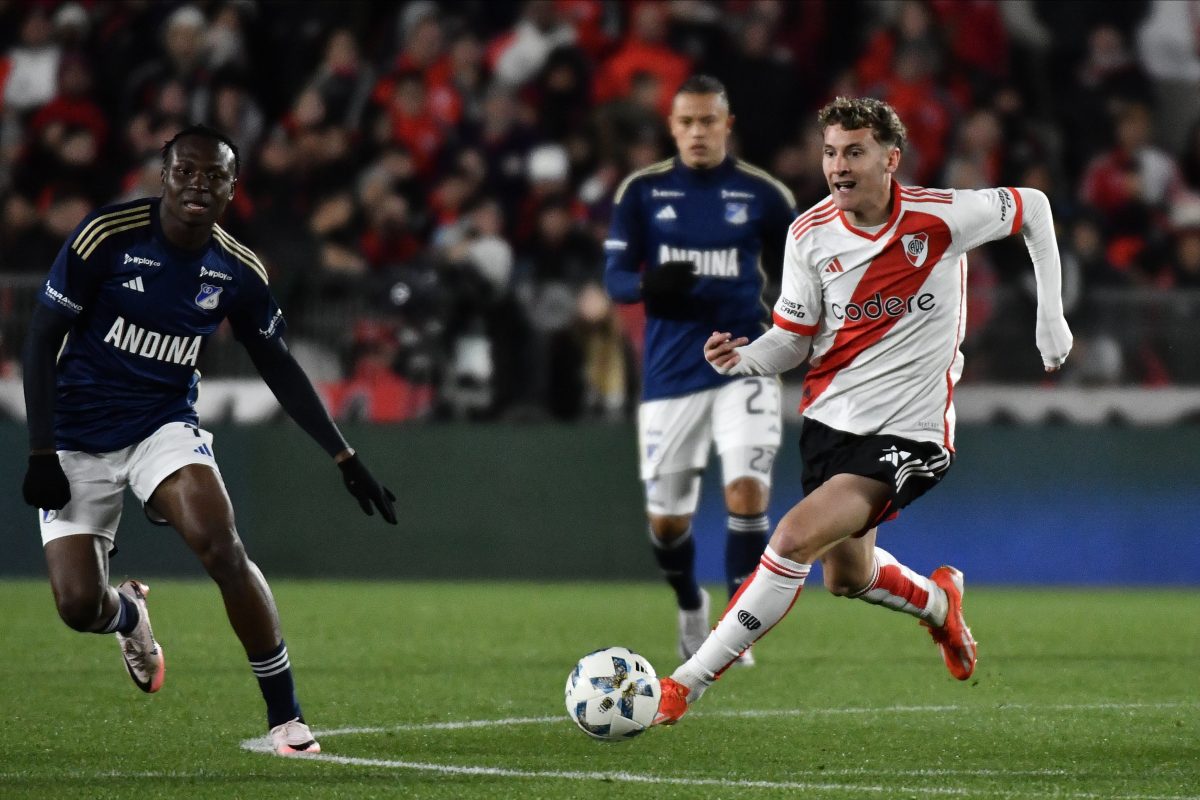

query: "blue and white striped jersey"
xmin=604 ymin=156 xmax=796 ymax=401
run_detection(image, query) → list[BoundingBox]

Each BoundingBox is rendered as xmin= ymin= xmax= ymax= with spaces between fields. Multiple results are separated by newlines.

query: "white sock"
xmin=672 ymin=545 xmax=810 ymax=698
xmin=852 ymin=547 xmax=947 ymax=625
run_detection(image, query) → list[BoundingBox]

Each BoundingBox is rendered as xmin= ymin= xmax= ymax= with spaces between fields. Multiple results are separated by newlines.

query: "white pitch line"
xmin=238 ymin=701 xmax=1200 ymax=800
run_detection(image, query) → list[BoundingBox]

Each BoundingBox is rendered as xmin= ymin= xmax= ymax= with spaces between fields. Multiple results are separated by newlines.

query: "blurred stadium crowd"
xmin=2 ymin=0 xmax=1200 ymax=423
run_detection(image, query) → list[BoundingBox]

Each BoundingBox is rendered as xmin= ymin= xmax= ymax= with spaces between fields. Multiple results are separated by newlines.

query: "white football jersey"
xmin=773 ymin=182 xmax=1024 ymax=449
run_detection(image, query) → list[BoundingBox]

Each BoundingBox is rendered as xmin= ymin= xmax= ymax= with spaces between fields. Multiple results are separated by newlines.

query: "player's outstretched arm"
xmin=20 ymin=305 xmax=73 ymax=509
xmin=243 ymin=335 xmax=398 ymax=525
xmin=705 ymin=326 xmax=811 ymax=377
xmin=1017 ymin=188 xmax=1073 ymax=372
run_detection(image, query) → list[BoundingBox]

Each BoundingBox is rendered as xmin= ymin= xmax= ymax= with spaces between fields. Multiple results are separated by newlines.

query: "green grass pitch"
xmin=1 ymin=579 xmax=1197 ymax=799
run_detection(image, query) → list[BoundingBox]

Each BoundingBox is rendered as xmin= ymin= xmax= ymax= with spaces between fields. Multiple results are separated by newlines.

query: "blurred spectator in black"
xmin=122 ymin=5 xmax=210 ymax=122
xmin=770 ymin=126 xmax=828 ymax=210
xmin=461 ymin=85 xmax=536 ymax=211
xmin=592 ymin=69 xmax=666 ymax=164
xmin=534 ymin=46 xmax=593 ymax=141
xmin=359 ymin=191 xmax=422 ymax=274
xmin=205 ymin=79 xmax=266 ymax=160
xmin=518 ymin=194 xmax=602 ymax=288
xmin=308 ymin=28 xmax=375 ymax=131
xmin=709 ymin=11 xmax=798 ymax=166
xmin=1180 ymin=117 xmax=1200 ymax=195
xmin=546 ymin=283 xmax=638 ymax=421
xmin=1164 ymin=202 xmax=1200 ymax=289
xmin=1055 ymin=24 xmax=1155 ymax=184
xmin=1 ymin=190 xmax=90 ymax=272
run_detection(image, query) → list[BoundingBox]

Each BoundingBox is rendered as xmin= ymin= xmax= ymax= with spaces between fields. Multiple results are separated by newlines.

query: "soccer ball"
xmin=564 ymin=646 xmax=660 ymax=740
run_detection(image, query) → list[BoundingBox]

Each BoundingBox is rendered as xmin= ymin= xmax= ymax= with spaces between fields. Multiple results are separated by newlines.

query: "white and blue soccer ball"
xmin=564 ymin=646 xmax=660 ymax=740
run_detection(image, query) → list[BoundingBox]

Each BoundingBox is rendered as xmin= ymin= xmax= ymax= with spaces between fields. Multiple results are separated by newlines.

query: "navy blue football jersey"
xmin=604 ymin=156 xmax=797 ymax=401
xmin=38 ymin=197 xmax=286 ymax=452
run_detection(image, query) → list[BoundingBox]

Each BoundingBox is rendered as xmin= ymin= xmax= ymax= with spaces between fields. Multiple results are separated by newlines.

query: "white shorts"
xmin=639 ymin=377 xmax=782 ymax=513
xmin=38 ymin=421 xmax=221 ymax=547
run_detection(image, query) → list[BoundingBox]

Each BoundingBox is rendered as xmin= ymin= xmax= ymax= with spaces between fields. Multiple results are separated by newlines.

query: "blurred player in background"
xmin=604 ymin=76 xmax=797 ymax=664
xmin=20 ymin=125 xmax=397 ymax=755
xmin=655 ymin=96 xmax=1074 ymax=724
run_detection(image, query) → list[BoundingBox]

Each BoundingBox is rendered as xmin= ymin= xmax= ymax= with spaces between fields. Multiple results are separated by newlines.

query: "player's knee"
xmin=193 ymin=529 xmax=249 ymax=584
xmin=54 ymin=586 xmax=107 ymax=631
xmin=822 ymin=571 xmax=862 ymax=597
xmin=724 ymin=477 xmax=767 ymax=515
xmin=649 ymin=514 xmax=692 ymax=543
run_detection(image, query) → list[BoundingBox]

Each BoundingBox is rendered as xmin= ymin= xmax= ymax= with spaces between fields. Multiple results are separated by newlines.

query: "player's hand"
xmin=23 ymin=452 xmax=71 ymax=510
xmin=338 ymin=455 xmax=398 ymax=525
xmin=1036 ymin=314 xmax=1073 ymax=372
xmin=705 ymin=331 xmax=749 ymax=375
xmin=641 ymin=261 xmax=697 ymax=319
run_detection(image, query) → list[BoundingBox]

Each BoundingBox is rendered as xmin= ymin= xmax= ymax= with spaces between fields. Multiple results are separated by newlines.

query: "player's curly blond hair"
xmin=817 ymin=97 xmax=908 ymax=152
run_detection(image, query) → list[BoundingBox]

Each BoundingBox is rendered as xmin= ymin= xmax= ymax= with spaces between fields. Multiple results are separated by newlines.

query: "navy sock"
xmin=725 ymin=512 xmax=770 ymax=599
xmin=249 ymin=641 xmax=303 ymax=729
xmin=100 ymin=591 xmax=140 ymax=635
xmin=651 ymin=526 xmax=702 ymax=610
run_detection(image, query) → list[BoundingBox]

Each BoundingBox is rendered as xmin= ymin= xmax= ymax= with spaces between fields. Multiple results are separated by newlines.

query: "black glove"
xmin=23 ymin=453 xmax=71 ymax=510
xmin=338 ymin=454 xmax=397 ymax=525
xmin=641 ymin=261 xmax=698 ymax=320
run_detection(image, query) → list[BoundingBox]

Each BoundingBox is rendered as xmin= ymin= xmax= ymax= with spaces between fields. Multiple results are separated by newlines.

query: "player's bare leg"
xmin=150 ymin=465 xmax=318 ymax=753
xmin=723 ymin=475 xmax=770 ymax=665
xmin=45 ymin=534 xmax=165 ymax=692
xmin=45 ymin=534 xmax=118 ymax=632
xmin=658 ymin=474 xmax=888 ymax=724
xmin=826 ymin=527 xmax=976 ymax=680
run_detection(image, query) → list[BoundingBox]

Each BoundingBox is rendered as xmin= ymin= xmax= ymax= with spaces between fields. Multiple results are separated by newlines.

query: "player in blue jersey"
xmin=604 ymin=76 xmax=797 ymax=663
xmin=20 ymin=124 xmax=397 ymax=756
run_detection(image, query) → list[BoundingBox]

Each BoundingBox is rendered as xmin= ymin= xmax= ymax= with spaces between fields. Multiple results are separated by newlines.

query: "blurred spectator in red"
xmin=1079 ymin=102 xmax=1184 ymax=240
xmin=929 ymin=0 xmax=1010 ymax=95
xmin=555 ymin=0 xmax=610 ymax=60
xmin=324 ymin=319 xmax=434 ymax=423
xmin=374 ymin=69 xmax=447 ymax=178
xmin=490 ymin=0 xmax=576 ymax=88
xmin=359 ymin=192 xmax=422 ymax=272
xmin=595 ymin=2 xmax=690 ymax=117
xmin=28 ymin=53 xmax=108 ymax=157
xmin=943 ymin=107 xmax=1003 ymax=187
xmin=428 ymin=32 xmax=488 ymax=127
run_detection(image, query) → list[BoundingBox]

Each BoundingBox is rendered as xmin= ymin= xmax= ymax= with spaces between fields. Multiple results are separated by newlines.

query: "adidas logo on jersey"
xmin=122 ymin=277 xmax=145 ymax=292
xmin=879 ymin=445 xmax=912 ymax=467
xmin=825 ymin=258 xmax=845 ymax=273
xmin=655 ymin=205 xmax=677 ymax=220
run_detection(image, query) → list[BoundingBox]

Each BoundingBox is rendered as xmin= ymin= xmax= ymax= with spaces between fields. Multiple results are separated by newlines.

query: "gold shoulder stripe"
xmin=78 ymin=219 xmax=150 ymax=260
xmin=613 ymin=158 xmax=675 ymax=205
xmin=213 ymin=225 xmax=268 ymax=284
xmin=735 ymin=161 xmax=797 ymax=210
xmin=73 ymin=206 xmax=151 ymax=256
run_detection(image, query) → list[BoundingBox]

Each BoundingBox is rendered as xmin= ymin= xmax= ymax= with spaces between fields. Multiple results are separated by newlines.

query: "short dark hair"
xmin=817 ymin=96 xmax=907 ymax=151
xmin=675 ymin=74 xmax=730 ymax=110
xmin=161 ymin=124 xmax=241 ymax=177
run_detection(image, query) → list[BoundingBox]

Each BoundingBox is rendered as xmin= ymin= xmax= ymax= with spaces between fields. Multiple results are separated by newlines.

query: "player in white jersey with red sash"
xmin=654 ymin=96 xmax=1073 ymax=724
